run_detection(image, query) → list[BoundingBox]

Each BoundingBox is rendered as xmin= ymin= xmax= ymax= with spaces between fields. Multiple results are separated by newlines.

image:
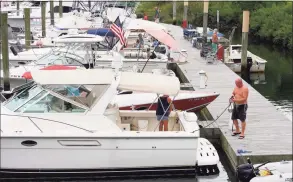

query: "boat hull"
xmin=0 ymin=136 xmax=198 ymax=170
xmin=117 ymin=92 xmax=219 ymax=112
xmin=224 ymin=62 xmax=266 ymax=73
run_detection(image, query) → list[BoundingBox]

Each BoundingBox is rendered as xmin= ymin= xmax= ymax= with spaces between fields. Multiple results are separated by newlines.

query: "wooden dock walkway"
xmin=165 ymin=24 xmax=292 ymax=169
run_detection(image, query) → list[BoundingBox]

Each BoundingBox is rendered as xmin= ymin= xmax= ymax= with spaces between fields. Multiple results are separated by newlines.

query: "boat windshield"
xmin=4 ymin=83 xmax=109 ymax=113
xmin=37 ymin=51 xmax=84 ymax=66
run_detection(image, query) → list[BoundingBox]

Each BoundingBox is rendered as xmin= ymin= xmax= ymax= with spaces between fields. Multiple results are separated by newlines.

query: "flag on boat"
xmin=110 ymin=16 xmax=127 ymax=47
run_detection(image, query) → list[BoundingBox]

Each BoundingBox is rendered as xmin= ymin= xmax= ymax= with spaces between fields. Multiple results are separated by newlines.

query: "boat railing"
xmin=0 ymin=113 xmax=94 ymax=133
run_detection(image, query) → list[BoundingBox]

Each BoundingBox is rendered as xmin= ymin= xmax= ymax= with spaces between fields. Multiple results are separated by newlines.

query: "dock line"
xmin=192 ymin=101 xmax=232 ymax=133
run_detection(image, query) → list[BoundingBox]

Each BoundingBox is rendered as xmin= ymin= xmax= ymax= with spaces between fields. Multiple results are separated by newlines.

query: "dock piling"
xmin=203 ymin=0 xmax=209 ymax=43
xmin=24 ymin=8 xmax=31 ymax=50
xmin=172 ymin=0 xmax=176 ymax=25
xmin=241 ymin=11 xmax=250 ymax=75
xmin=41 ymin=1 xmax=46 ymax=37
xmin=50 ymin=0 xmax=54 ymax=25
xmin=217 ymin=10 xmax=219 ymax=32
xmin=1 ymin=13 xmax=11 ymax=91
xmin=59 ymin=0 xmax=63 ymax=18
xmin=182 ymin=1 xmax=188 ymax=28
xmin=16 ymin=0 xmax=20 ymax=16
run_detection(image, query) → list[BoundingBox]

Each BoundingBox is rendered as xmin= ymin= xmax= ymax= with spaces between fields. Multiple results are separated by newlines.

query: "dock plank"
xmin=164 ymin=24 xmax=292 ymax=167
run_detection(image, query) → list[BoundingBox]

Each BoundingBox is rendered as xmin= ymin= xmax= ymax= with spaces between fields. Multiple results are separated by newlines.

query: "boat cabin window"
xmin=16 ymin=94 xmax=86 ymax=113
xmin=37 ymin=52 xmax=84 ymax=66
xmin=4 ymin=85 xmax=44 ymax=111
xmin=53 ymin=6 xmax=72 ymax=13
xmin=43 ymin=84 xmax=110 ymax=108
xmin=231 ymin=46 xmax=241 ymax=53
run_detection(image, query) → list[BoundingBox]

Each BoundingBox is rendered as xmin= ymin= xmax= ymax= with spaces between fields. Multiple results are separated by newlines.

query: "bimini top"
xmin=30 ymin=69 xmax=180 ymax=96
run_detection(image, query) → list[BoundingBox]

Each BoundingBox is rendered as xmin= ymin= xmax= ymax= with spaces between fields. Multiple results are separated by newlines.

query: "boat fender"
xmin=10 ymin=46 xmax=18 ymax=56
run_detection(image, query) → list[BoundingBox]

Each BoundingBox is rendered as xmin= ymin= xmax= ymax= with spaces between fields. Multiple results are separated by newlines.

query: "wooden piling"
xmin=1 ymin=13 xmax=10 ymax=91
xmin=217 ymin=10 xmax=219 ymax=32
xmin=203 ymin=0 xmax=209 ymax=43
xmin=50 ymin=0 xmax=54 ymax=25
xmin=41 ymin=1 xmax=46 ymax=37
xmin=59 ymin=0 xmax=63 ymax=18
xmin=241 ymin=11 xmax=250 ymax=72
xmin=182 ymin=1 xmax=188 ymax=28
xmin=173 ymin=0 xmax=177 ymax=25
xmin=16 ymin=0 xmax=20 ymax=16
xmin=24 ymin=8 xmax=31 ymax=50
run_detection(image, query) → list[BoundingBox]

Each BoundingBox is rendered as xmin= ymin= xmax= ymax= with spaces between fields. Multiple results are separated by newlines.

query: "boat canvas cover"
xmin=126 ymin=19 xmax=167 ymax=31
xmin=144 ymin=29 xmax=178 ymax=50
xmin=118 ymin=72 xmax=180 ymax=96
xmin=31 ymin=69 xmax=114 ymax=85
xmin=87 ymin=28 xmax=116 ymax=37
xmin=30 ymin=70 xmax=180 ymax=96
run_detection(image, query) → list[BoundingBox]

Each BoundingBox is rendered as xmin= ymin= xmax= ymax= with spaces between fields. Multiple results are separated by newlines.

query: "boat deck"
xmin=165 ymin=24 xmax=292 ymax=169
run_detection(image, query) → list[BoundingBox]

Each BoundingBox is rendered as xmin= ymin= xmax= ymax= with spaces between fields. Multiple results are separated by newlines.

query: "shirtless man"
xmin=231 ymin=78 xmax=249 ymax=139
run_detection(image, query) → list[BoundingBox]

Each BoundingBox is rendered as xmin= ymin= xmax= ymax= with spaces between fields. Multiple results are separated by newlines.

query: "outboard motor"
xmin=236 ymin=162 xmax=256 ymax=182
xmin=10 ymin=46 xmax=18 ymax=56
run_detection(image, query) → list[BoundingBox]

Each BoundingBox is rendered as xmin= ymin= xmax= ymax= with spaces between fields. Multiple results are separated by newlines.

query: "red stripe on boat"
xmin=22 ymin=65 xmax=77 ymax=79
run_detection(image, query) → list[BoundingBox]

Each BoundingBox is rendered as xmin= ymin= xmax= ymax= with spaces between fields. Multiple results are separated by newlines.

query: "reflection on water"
xmin=233 ymin=33 xmax=292 ymax=121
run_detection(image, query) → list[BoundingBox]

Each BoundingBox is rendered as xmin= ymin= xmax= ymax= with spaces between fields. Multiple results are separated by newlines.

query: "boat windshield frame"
xmin=36 ymin=50 xmax=85 ymax=66
xmin=3 ymin=83 xmax=93 ymax=113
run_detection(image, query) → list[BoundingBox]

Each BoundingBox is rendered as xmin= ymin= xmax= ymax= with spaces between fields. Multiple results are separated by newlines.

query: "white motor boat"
xmin=6 ymin=1 xmax=73 ymax=29
xmin=0 ymin=69 xmax=219 ymax=178
xmin=237 ymin=159 xmax=292 ymax=182
xmin=223 ymin=44 xmax=267 ymax=73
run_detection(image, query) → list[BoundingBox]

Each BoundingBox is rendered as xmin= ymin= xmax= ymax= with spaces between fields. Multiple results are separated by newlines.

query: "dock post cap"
xmin=199 ymin=70 xmax=206 ymax=74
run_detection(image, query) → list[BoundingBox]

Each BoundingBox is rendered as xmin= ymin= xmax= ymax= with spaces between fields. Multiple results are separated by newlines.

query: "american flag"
xmin=110 ymin=16 xmax=126 ymax=47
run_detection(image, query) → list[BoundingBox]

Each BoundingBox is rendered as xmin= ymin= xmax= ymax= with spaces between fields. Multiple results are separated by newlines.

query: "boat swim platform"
xmin=164 ymin=24 xmax=292 ymax=170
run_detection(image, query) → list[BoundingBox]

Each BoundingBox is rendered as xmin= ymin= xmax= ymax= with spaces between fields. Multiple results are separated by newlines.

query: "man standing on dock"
xmin=231 ymin=78 xmax=249 ymax=139
xmin=212 ymin=29 xmax=218 ymax=54
xmin=154 ymin=7 xmax=160 ymax=23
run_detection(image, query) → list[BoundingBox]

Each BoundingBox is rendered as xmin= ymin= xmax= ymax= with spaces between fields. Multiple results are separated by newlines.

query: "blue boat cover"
xmin=207 ymin=31 xmax=224 ymax=37
xmin=87 ymin=28 xmax=116 ymax=37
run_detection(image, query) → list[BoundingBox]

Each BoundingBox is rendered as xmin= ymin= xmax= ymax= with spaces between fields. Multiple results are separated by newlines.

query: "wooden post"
xmin=41 ymin=1 xmax=46 ymax=37
xmin=50 ymin=0 xmax=54 ymax=25
xmin=59 ymin=0 xmax=63 ymax=18
xmin=202 ymin=0 xmax=209 ymax=43
xmin=24 ymin=8 xmax=31 ymax=50
xmin=88 ymin=1 xmax=91 ymax=11
xmin=16 ymin=0 xmax=20 ymax=16
xmin=241 ymin=11 xmax=250 ymax=72
xmin=173 ymin=0 xmax=176 ymax=25
xmin=217 ymin=10 xmax=219 ymax=32
xmin=1 ymin=13 xmax=10 ymax=91
xmin=182 ymin=1 xmax=188 ymax=28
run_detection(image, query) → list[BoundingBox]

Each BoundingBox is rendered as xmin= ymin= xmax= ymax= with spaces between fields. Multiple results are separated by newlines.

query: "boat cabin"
xmin=1 ymin=69 xmax=199 ymax=134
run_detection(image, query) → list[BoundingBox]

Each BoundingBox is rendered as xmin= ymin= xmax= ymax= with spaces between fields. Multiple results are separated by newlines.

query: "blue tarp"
xmin=207 ymin=31 xmax=224 ymax=37
xmin=87 ymin=28 xmax=115 ymax=37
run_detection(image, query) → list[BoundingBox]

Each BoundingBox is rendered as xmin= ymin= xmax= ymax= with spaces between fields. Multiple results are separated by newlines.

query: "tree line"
xmin=136 ymin=1 xmax=292 ymax=50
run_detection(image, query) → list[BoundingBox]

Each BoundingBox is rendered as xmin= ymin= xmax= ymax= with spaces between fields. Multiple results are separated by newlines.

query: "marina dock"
xmin=165 ymin=24 xmax=292 ymax=169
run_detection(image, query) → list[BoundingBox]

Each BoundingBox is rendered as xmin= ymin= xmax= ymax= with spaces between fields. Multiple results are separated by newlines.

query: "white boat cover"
xmin=118 ymin=72 xmax=180 ymax=96
xmin=53 ymin=35 xmax=104 ymax=43
xmin=30 ymin=69 xmax=180 ymax=95
xmin=126 ymin=19 xmax=167 ymax=31
xmin=31 ymin=69 xmax=115 ymax=85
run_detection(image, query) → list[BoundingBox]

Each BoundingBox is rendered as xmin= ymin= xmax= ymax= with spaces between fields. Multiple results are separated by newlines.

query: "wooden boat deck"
xmin=164 ymin=24 xmax=292 ymax=169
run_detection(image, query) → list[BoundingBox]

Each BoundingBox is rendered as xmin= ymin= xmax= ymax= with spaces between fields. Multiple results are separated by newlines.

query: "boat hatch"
xmin=3 ymin=83 xmax=109 ymax=113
